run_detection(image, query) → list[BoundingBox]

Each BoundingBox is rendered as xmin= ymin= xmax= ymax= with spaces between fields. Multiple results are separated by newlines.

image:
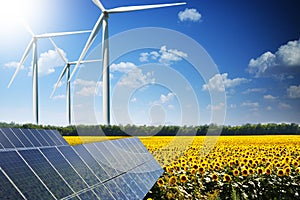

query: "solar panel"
xmin=40 ymin=147 xmax=88 ymax=192
xmin=19 ymin=149 xmax=74 ymax=199
xmin=0 ymin=151 xmax=55 ymax=199
xmin=57 ymin=146 xmax=100 ymax=186
xmin=72 ymin=145 xmax=110 ymax=182
xmin=0 ymin=168 xmax=25 ymax=199
xmin=0 ymin=129 xmax=163 ymax=200
xmin=0 ymin=128 xmax=24 ymax=148
xmin=10 ymin=128 xmax=34 ymax=147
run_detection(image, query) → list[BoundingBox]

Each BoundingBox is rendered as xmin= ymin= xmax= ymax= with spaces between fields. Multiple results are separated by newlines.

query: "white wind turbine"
xmin=49 ymin=38 xmax=102 ymax=125
xmin=7 ymin=27 xmax=91 ymax=124
xmin=69 ymin=0 xmax=186 ymax=125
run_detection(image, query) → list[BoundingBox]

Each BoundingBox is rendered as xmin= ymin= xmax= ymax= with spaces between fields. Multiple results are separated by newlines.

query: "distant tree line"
xmin=0 ymin=122 xmax=299 ymax=136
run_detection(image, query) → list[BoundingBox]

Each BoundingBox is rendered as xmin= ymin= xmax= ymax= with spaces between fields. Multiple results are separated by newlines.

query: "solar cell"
xmin=78 ymin=189 xmax=99 ymax=200
xmin=83 ymin=143 xmax=119 ymax=178
xmin=29 ymin=129 xmax=50 ymax=146
xmin=92 ymin=184 xmax=116 ymax=200
xmin=0 ymin=168 xmax=25 ymax=199
xmin=50 ymin=130 xmax=69 ymax=145
xmin=37 ymin=129 xmax=57 ymax=146
xmin=103 ymin=179 xmax=128 ymax=200
xmin=113 ymin=175 xmax=139 ymax=200
xmin=57 ymin=146 xmax=100 ymax=186
xmin=19 ymin=149 xmax=74 ymax=199
xmin=40 ymin=147 xmax=88 ymax=192
xmin=43 ymin=129 xmax=64 ymax=146
xmin=72 ymin=145 xmax=110 ymax=182
xmin=21 ymin=129 xmax=42 ymax=147
xmin=0 ymin=151 xmax=55 ymax=199
xmin=121 ymin=172 xmax=145 ymax=199
xmin=10 ymin=128 xmax=34 ymax=147
xmin=0 ymin=128 xmax=24 ymax=148
xmin=0 ymin=129 xmax=14 ymax=149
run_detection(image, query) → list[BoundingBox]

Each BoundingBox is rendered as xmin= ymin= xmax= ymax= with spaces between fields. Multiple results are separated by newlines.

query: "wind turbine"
xmin=49 ymin=38 xmax=102 ymax=125
xmin=69 ymin=0 xmax=186 ymax=125
xmin=7 ymin=27 xmax=91 ymax=124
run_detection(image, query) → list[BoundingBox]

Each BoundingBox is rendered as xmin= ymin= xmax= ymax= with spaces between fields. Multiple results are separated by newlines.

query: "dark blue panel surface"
xmin=40 ymin=147 xmax=88 ymax=192
xmin=104 ymin=179 xmax=128 ymax=200
xmin=78 ymin=189 xmax=98 ymax=200
xmin=37 ymin=130 xmax=56 ymax=146
xmin=121 ymin=172 xmax=145 ymax=199
xmin=0 ymin=129 xmax=14 ymax=148
xmin=58 ymin=146 xmax=99 ymax=186
xmin=21 ymin=129 xmax=42 ymax=147
xmin=114 ymin=175 xmax=139 ymax=200
xmin=93 ymin=184 xmax=115 ymax=200
xmin=51 ymin=130 xmax=69 ymax=145
xmin=30 ymin=129 xmax=49 ymax=146
xmin=84 ymin=143 xmax=119 ymax=178
xmin=0 ymin=151 xmax=54 ymax=200
xmin=0 ymin=169 xmax=25 ymax=199
xmin=11 ymin=128 xmax=33 ymax=147
xmin=44 ymin=130 xmax=63 ymax=145
xmin=19 ymin=149 xmax=73 ymax=199
xmin=0 ymin=128 xmax=24 ymax=148
xmin=72 ymin=145 xmax=110 ymax=182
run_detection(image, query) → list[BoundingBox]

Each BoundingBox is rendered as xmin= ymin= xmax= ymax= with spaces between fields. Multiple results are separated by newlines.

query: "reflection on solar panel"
xmin=0 ymin=128 xmax=163 ymax=199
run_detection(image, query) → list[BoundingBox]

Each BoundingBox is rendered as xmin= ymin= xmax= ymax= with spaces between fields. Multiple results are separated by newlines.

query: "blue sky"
xmin=0 ymin=0 xmax=299 ymax=126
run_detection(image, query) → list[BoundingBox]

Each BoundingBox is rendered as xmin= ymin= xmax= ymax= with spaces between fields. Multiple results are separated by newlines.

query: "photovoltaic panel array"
xmin=0 ymin=128 xmax=163 ymax=199
xmin=0 ymin=128 xmax=68 ymax=150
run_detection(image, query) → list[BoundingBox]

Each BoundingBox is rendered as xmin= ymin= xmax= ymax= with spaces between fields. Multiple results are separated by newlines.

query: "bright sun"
xmin=0 ymin=0 xmax=28 ymax=27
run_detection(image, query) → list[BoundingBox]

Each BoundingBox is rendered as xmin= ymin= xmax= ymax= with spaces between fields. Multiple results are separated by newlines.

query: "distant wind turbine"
xmin=7 ymin=26 xmax=91 ymax=124
xmin=69 ymin=0 xmax=186 ymax=125
xmin=49 ymin=38 xmax=101 ymax=125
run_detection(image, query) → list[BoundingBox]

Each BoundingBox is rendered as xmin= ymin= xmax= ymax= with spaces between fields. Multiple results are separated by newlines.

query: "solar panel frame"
xmin=57 ymin=146 xmax=100 ymax=187
xmin=0 ymin=128 xmax=24 ymax=148
xmin=10 ymin=128 xmax=34 ymax=148
xmin=18 ymin=148 xmax=74 ymax=199
xmin=0 ymin=150 xmax=56 ymax=200
xmin=40 ymin=147 xmax=88 ymax=193
xmin=0 ymin=129 xmax=14 ymax=149
xmin=72 ymin=145 xmax=110 ymax=182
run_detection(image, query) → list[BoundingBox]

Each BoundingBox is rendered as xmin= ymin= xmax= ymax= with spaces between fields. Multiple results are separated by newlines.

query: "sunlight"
xmin=0 ymin=0 xmax=27 ymax=26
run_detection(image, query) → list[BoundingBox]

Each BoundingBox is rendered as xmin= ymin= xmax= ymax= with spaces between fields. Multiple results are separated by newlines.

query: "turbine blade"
xmin=49 ymin=38 xmax=68 ymax=63
xmin=107 ymin=2 xmax=186 ymax=13
xmin=7 ymin=39 xmax=34 ymax=88
xmin=92 ymin=0 xmax=106 ymax=11
xmin=23 ymin=22 xmax=35 ymax=37
xmin=36 ymin=30 xmax=92 ymax=38
xmin=69 ymin=13 xmax=104 ymax=81
xmin=50 ymin=64 xmax=68 ymax=97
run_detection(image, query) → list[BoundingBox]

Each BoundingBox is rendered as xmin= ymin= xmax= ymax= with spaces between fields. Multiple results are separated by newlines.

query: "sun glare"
xmin=0 ymin=0 xmax=28 ymax=27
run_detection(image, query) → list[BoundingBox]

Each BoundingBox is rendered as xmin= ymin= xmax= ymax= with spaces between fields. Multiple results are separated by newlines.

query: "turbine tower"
xmin=49 ymin=38 xmax=101 ymax=125
xmin=8 ymin=27 xmax=91 ymax=124
xmin=69 ymin=0 xmax=186 ymax=125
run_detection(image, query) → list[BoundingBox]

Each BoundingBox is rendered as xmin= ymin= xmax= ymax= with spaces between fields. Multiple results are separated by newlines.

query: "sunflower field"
xmin=141 ymin=136 xmax=300 ymax=200
xmin=64 ymin=135 xmax=300 ymax=200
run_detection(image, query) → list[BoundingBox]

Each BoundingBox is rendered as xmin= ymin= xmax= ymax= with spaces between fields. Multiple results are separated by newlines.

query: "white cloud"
xmin=3 ymin=61 xmax=24 ymax=70
xmin=160 ymin=92 xmax=175 ymax=104
xmin=242 ymin=88 xmax=266 ymax=94
xmin=73 ymin=79 xmax=102 ymax=97
xmin=278 ymin=102 xmax=291 ymax=109
xmin=247 ymin=38 xmax=300 ymax=78
xmin=139 ymin=45 xmax=187 ymax=66
xmin=110 ymin=62 xmax=137 ymax=73
xmin=168 ymin=104 xmax=175 ymax=109
xmin=263 ymin=94 xmax=277 ymax=100
xmin=206 ymin=103 xmax=225 ymax=111
xmin=118 ymin=68 xmax=155 ymax=88
xmin=178 ymin=8 xmax=202 ymax=22
xmin=266 ymin=106 xmax=272 ymax=111
xmin=52 ymin=94 xmax=66 ymax=100
xmin=241 ymin=102 xmax=259 ymax=109
xmin=287 ymin=84 xmax=300 ymax=98
xmin=202 ymin=73 xmax=248 ymax=92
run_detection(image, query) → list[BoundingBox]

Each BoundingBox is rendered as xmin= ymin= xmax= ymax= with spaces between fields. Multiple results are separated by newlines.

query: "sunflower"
xmin=169 ymin=176 xmax=177 ymax=185
xmin=277 ymin=169 xmax=284 ymax=177
xmin=293 ymin=161 xmax=299 ymax=167
xmin=223 ymin=174 xmax=231 ymax=183
xmin=192 ymin=164 xmax=199 ymax=170
xmin=191 ymin=169 xmax=197 ymax=175
xmin=180 ymin=174 xmax=188 ymax=183
xmin=242 ymin=168 xmax=248 ymax=177
xmin=157 ymin=178 xmax=164 ymax=187
xmin=257 ymin=167 xmax=263 ymax=175
xmin=285 ymin=167 xmax=291 ymax=175
xmin=211 ymin=173 xmax=218 ymax=181
xmin=296 ymin=167 xmax=300 ymax=173
xmin=265 ymin=168 xmax=271 ymax=175
xmin=248 ymin=168 xmax=254 ymax=175
xmin=233 ymin=169 xmax=239 ymax=176
xmin=199 ymin=167 xmax=205 ymax=174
